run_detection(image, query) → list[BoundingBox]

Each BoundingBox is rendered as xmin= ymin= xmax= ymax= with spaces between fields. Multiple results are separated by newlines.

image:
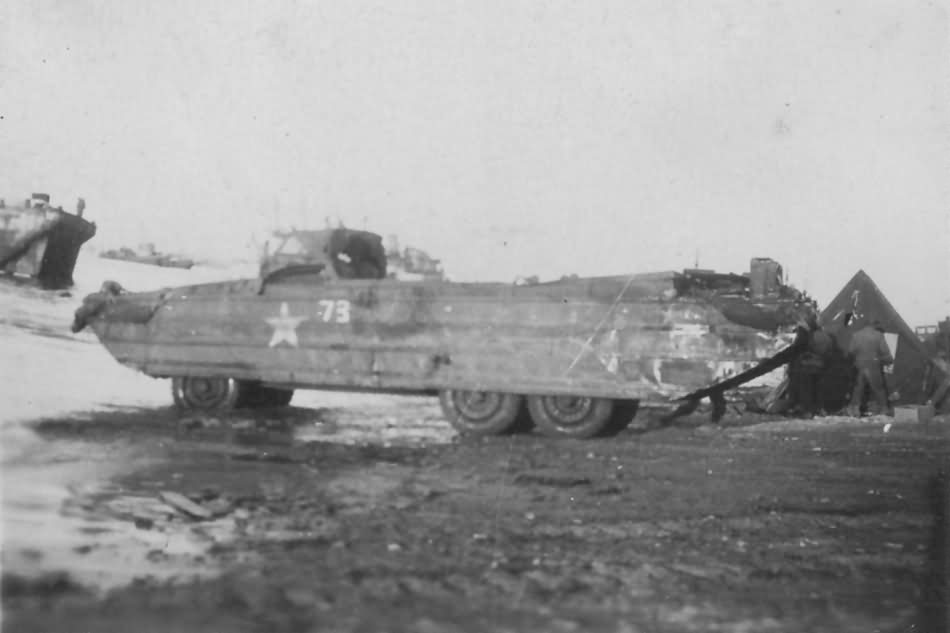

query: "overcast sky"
xmin=2 ymin=0 xmax=948 ymax=324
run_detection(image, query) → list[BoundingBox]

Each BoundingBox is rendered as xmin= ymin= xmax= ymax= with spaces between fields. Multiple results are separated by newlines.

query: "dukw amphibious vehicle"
xmin=73 ymin=228 xmax=812 ymax=438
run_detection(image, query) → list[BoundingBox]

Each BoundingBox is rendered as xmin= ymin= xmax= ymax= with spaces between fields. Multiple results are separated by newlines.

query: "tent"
xmin=817 ymin=270 xmax=946 ymax=411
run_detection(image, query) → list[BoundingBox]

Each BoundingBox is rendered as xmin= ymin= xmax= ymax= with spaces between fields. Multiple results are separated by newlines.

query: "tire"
xmin=438 ymin=389 xmax=524 ymax=436
xmin=172 ymin=376 xmax=241 ymax=411
xmin=527 ymin=395 xmax=616 ymax=439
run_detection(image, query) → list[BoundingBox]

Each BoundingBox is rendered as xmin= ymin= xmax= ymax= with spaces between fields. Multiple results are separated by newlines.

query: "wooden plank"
xmin=159 ymin=491 xmax=212 ymax=520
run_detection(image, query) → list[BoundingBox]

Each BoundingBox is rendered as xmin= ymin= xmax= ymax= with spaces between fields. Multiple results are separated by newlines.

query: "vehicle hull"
xmin=82 ymin=274 xmax=800 ymax=404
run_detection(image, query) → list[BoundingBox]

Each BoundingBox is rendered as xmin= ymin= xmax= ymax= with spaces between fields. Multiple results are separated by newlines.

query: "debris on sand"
xmin=159 ymin=491 xmax=213 ymax=520
xmin=133 ymin=517 xmax=155 ymax=530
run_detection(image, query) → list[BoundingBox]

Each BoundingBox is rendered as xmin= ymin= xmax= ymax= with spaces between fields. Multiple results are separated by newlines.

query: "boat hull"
xmin=1 ymin=202 xmax=96 ymax=288
xmin=82 ymin=274 xmax=802 ymax=403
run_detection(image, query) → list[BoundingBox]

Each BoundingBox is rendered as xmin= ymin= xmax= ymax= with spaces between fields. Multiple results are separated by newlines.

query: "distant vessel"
xmin=100 ymin=243 xmax=195 ymax=269
xmin=0 ymin=193 xmax=97 ymax=289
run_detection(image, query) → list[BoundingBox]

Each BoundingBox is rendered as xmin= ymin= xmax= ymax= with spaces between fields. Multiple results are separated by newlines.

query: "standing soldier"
xmin=846 ymin=320 xmax=894 ymax=416
xmin=791 ymin=313 xmax=834 ymax=418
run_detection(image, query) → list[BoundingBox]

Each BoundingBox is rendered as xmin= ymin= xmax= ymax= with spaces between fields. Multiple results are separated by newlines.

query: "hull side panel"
xmin=92 ymin=278 xmax=795 ymax=401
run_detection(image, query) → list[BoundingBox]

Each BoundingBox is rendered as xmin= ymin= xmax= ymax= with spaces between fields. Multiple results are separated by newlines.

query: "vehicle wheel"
xmin=527 ymin=395 xmax=616 ymax=438
xmin=439 ymin=389 xmax=524 ymax=436
xmin=172 ymin=376 xmax=241 ymax=411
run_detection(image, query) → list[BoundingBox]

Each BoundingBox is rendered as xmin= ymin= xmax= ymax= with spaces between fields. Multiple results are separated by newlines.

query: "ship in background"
xmin=0 ymin=193 xmax=97 ymax=289
xmin=99 ymin=243 xmax=195 ymax=270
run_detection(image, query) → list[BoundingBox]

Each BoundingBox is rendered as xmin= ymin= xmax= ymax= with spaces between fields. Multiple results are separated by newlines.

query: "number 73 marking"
xmin=318 ymin=299 xmax=351 ymax=323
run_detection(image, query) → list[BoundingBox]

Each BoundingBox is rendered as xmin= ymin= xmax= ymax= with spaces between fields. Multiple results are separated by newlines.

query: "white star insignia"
xmin=266 ymin=302 xmax=307 ymax=348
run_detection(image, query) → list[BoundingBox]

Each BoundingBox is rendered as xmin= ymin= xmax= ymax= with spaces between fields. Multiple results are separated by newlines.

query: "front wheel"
xmin=439 ymin=389 xmax=524 ymax=436
xmin=527 ymin=395 xmax=616 ymax=438
xmin=172 ymin=376 xmax=241 ymax=411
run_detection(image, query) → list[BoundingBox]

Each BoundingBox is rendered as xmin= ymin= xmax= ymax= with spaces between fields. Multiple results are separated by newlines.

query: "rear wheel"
xmin=172 ymin=376 xmax=241 ymax=411
xmin=439 ymin=389 xmax=524 ymax=436
xmin=527 ymin=395 xmax=616 ymax=438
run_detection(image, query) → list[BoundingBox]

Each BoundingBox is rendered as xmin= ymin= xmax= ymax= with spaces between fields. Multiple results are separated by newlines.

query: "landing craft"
xmin=0 ymin=193 xmax=96 ymax=289
xmin=73 ymin=228 xmax=812 ymax=438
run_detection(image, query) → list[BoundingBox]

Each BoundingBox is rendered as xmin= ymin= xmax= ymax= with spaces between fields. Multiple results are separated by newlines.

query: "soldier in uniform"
xmin=846 ymin=320 xmax=893 ymax=416
xmin=789 ymin=313 xmax=833 ymax=418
